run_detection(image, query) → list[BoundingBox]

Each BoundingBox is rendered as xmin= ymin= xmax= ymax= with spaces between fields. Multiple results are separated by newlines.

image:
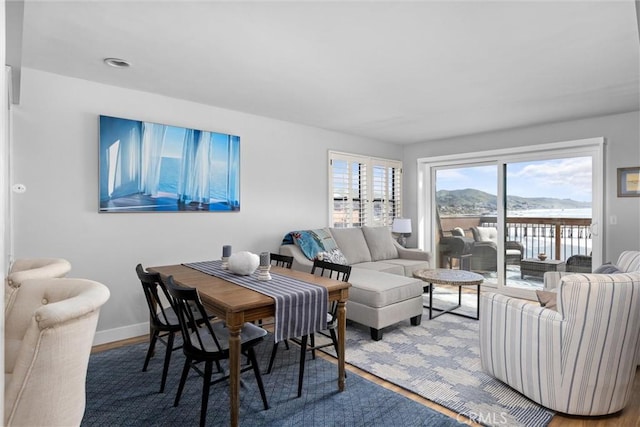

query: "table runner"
xmin=183 ymin=260 xmax=328 ymax=343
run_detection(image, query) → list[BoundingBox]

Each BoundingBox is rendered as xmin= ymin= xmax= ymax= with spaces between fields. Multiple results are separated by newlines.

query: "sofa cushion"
xmin=362 ymin=226 xmax=399 ymax=261
xmin=382 ymin=258 xmax=430 ymax=277
xmin=329 ymin=228 xmax=372 ymax=265
xmin=351 ymin=261 xmax=404 ymax=275
xmin=473 ymin=226 xmax=498 ymax=243
xmin=348 ymin=268 xmax=424 ymax=308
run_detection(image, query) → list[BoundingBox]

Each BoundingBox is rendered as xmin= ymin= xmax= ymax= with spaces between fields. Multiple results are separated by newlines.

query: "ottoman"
xmin=346 ymin=268 xmax=424 ymax=341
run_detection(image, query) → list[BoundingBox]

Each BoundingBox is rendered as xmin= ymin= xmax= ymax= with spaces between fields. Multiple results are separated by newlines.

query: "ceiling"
xmin=10 ymin=0 xmax=640 ymax=144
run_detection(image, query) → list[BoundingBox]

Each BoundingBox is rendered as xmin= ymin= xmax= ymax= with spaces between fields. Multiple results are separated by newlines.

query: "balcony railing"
xmin=440 ymin=215 xmax=592 ymax=261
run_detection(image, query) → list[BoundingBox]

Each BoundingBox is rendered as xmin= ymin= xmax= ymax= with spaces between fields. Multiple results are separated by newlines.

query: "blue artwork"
xmin=99 ymin=115 xmax=240 ymax=212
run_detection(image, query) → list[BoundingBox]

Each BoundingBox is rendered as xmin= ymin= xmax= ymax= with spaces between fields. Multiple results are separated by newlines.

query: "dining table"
xmin=148 ymin=262 xmax=351 ymax=427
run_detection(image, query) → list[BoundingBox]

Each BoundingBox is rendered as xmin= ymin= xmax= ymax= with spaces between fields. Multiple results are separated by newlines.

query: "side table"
xmin=412 ymin=269 xmax=483 ymax=320
xmin=520 ymin=258 xmax=565 ymax=279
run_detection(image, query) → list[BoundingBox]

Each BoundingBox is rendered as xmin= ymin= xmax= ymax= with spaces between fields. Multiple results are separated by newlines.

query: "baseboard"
xmin=93 ymin=321 xmax=149 ymax=346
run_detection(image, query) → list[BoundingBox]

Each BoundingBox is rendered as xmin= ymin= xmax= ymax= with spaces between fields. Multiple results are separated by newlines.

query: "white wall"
xmin=403 ymin=111 xmax=640 ymax=262
xmin=12 ymin=68 xmax=640 ymax=344
xmin=11 ymin=68 xmax=402 ymax=344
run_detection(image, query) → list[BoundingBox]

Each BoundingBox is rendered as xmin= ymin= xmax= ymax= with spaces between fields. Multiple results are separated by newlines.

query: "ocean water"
xmin=158 ymin=156 xmax=227 ymax=199
xmin=508 ymin=208 xmax=592 ymax=218
xmin=158 ymin=157 xmax=180 ymax=194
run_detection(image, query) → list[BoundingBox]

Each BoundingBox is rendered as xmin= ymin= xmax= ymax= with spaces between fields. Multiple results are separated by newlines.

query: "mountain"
xmin=436 ymin=189 xmax=590 ymax=215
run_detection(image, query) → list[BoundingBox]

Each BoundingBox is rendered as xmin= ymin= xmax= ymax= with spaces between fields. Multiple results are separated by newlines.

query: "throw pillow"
xmin=362 ymin=226 xmax=399 ymax=261
xmin=593 ymin=263 xmax=622 ymax=274
xmin=451 ymin=227 xmax=465 ymax=237
xmin=316 ymin=248 xmax=348 ymax=265
xmin=535 ymin=290 xmax=558 ymax=311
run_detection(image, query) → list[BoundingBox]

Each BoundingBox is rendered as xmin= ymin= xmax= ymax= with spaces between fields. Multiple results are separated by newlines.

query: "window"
xmin=329 ymin=151 xmax=402 ymax=228
xmin=418 ymin=137 xmax=603 ymax=299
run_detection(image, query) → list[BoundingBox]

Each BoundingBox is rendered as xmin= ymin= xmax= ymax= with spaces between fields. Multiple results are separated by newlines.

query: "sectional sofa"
xmin=280 ymin=226 xmax=432 ymax=340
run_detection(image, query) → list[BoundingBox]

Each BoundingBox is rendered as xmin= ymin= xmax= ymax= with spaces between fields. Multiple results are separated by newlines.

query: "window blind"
xmin=329 ymin=152 xmax=402 ymax=228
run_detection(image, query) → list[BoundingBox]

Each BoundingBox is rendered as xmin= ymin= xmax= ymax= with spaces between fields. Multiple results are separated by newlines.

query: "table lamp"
xmin=392 ymin=218 xmax=412 ymax=247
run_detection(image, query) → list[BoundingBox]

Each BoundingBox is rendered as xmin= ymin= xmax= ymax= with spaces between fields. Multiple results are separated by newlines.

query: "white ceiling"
xmin=13 ymin=0 xmax=640 ymax=144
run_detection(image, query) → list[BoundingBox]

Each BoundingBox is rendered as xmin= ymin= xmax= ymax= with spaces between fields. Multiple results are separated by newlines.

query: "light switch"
xmin=609 ymin=215 xmax=617 ymax=225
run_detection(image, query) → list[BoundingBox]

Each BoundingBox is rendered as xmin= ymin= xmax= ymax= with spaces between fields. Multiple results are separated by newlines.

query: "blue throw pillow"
xmin=593 ymin=263 xmax=622 ymax=274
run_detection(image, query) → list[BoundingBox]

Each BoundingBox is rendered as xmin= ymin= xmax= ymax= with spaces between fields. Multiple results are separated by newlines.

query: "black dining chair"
xmin=135 ymin=263 xmax=183 ymax=393
xmin=162 ymin=275 xmax=269 ymax=427
xmin=267 ymin=259 xmax=351 ymax=397
xmin=269 ymin=252 xmax=294 ymax=269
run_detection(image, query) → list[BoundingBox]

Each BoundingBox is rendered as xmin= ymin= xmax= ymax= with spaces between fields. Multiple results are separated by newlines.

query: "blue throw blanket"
xmin=283 ymin=228 xmax=347 ymax=264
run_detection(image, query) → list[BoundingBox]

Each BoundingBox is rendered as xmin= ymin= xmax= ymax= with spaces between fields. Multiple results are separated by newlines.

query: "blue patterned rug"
xmin=82 ymin=335 xmax=460 ymax=426
xmin=322 ymin=291 xmax=554 ymax=427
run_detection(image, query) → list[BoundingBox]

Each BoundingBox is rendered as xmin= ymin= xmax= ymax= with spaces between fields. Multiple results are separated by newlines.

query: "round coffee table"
xmin=413 ymin=269 xmax=484 ymax=320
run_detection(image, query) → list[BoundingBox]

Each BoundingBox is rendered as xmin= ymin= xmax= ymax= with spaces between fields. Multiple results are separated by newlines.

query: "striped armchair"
xmin=479 ymin=271 xmax=640 ymax=415
xmin=544 ymin=251 xmax=640 ymax=290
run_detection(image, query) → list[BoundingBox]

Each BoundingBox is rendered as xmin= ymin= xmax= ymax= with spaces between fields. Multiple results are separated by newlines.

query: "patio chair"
xmin=439 ymin=227 xmax=474 ymax=270
xmin=470 ymin=226 xmax=524 ymax=271
xmin=565 ymin=254 xmax=592 ymax=273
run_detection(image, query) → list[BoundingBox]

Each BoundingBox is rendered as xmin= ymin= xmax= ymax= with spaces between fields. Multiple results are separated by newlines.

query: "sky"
xmin=436 ymin=157 xmax=592 ymax=203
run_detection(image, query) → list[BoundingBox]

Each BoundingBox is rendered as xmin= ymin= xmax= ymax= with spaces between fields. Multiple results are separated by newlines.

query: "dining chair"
xmin=269 ymin=252 xmax=294 ymax=269
xmin=267 ymin=259 xmax=351 ymax=397
xmin=162 ymin=275 xmax=269 ymax=427
xmin=135 ymin=263 xmax=183 ymax=393
xmin=305 ymin=259 xmax=351 ymax=356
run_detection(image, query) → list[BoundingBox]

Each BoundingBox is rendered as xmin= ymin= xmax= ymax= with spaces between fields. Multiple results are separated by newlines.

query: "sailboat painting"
xmin=99 ymin=115 xmax=240 ymax=212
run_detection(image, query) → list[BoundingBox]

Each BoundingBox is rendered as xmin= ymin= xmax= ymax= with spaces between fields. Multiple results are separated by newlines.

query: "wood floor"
xmin=92 ymin=336 xmax=640 ymax=426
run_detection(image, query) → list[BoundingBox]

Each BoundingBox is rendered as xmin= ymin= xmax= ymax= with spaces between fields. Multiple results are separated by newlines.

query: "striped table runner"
xmin=183 ymin=260 xmax=328 ymax=343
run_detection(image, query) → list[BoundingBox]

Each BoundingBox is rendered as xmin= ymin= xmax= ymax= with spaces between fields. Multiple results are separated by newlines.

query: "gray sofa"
xmin=280 ymin=226 xmax=432 ymax=340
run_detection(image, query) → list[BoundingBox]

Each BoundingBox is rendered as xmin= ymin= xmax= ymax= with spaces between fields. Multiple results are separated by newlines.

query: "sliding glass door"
xmin=435 ymin=164 xmax=497 ymax=277
xmin=504 ymin=157 xmax=593 ymax=289
xmin=420 ymin=138 xmax=603 ymax=297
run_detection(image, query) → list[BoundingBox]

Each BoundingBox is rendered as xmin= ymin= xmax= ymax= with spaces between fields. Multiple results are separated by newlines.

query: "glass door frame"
xmin=417 ymin=137 xmax=604 ymax=299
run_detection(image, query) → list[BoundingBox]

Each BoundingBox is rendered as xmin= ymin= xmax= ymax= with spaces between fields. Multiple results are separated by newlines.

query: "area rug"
xmin=322 ymin=290 xmax=555 ymax=427
xmin=82 ymin=337 xmax=460 ymax=426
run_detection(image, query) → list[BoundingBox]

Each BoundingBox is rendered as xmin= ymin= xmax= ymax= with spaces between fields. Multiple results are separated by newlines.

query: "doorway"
xmin=419 ymin=138 xmax=603 ymax=299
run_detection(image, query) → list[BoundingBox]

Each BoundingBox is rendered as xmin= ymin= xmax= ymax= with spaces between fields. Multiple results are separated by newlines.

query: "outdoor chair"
xmin=470 ymin=226 xmax=524 ymax=271
xmin=162 ymin=275 xmax=269 ymax=427
xmin=439 ymin=227 xmax=474 ymax=270
xmin=565 ymin=254 xmax=592 ymax=273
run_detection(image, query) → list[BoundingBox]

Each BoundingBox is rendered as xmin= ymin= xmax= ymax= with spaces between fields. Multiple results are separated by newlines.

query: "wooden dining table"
xmin=148 ymin=263 xmax=350 ymax=427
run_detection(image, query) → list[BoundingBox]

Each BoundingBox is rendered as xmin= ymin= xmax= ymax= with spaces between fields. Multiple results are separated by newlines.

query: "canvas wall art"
xmin=99 ymin=115 xmax=240 ymax=212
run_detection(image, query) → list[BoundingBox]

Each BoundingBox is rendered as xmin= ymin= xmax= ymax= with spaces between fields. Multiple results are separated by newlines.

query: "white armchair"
xmin=5 ymin=258 xmax=72 ymax=314
xmin=4 ymin=277 xmax=110 ymax=426
xmin=480 ymin=271 xmax=640 ymax=416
